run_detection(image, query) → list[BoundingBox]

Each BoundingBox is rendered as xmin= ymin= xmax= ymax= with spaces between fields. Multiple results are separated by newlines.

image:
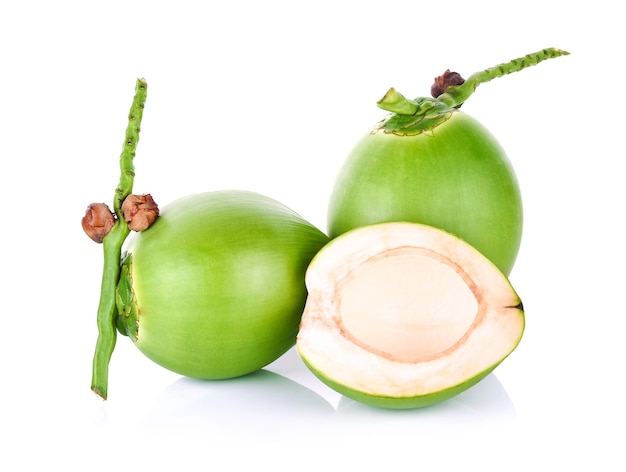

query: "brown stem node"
xmin=122 ymin=194 xmax=159 ymax=232
xmin=431 ymin=69 xmax=465 ymax=98
xmin=82 ymin=203 xmax=116 ymax=243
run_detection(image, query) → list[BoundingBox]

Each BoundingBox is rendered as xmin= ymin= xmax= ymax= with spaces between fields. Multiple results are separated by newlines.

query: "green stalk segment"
xmin=437 ymin=47 xmax=569 ymax=108
xmin=91 ymin=78 xmax=148 ymax=400
xmin=376 ymin=47 xmax=569 ymax=135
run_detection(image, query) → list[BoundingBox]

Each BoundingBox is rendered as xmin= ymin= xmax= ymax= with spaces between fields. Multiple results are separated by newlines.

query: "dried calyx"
xmin=82 ymin=194 xmax=159 ymax=243
xmin=122 ymin=194 xmax=159 ymax=232
xmin=82 ymin=203 xmax=115 ymax=243
xmin=431 ymin=69 xmax=465 ymax=98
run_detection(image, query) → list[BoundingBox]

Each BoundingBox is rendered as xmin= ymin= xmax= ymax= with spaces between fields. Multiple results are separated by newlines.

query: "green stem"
xmin=438 ymin=48 xmax=569 ymax=108
xmin=91 ymin=78 xmax=148 ymax=400
xmin=378 ymin=47 xmax=569 ymax=115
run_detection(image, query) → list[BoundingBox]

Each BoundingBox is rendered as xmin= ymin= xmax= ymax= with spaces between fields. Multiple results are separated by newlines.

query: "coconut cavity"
xmin=338 ymin=250 xmax=478 ymax=362
xmin=296 ymin=221 xmax=525 ymax=409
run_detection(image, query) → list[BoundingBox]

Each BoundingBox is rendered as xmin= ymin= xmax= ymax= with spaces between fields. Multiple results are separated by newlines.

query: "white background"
xmin=1 ymin=0 xmax=624 ymax=469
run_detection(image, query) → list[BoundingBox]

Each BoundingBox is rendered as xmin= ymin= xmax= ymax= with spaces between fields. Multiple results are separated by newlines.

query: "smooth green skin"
xmin=118 ymin=190 xmax=329 ymax=379
xmin=327 ymin=111 xmax=523 ymax=276
xmin=300 ymin=354 xmax=499 ymax=410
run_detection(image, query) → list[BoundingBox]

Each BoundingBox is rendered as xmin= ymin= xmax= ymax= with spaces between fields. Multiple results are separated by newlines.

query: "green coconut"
xmin=328 ymin=111 xmax=522 ymax=275
xmin=327 ymin=48 xmax=569 ymax=276
xmin=87 ymin=79 xmax=330 ymax=399
xmin=296 ymin=222 xmax=525 ymax=409
xmin=116 ymin=190 xmax=330 ymax=380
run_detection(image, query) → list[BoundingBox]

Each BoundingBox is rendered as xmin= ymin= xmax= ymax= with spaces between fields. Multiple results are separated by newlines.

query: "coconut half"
xmin=296 ymin=222 xmax=525 ymax=409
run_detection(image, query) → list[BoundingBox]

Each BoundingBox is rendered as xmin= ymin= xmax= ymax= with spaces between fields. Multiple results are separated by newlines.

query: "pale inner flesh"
xmin=338 ymin=253 xmax=478 ymax=362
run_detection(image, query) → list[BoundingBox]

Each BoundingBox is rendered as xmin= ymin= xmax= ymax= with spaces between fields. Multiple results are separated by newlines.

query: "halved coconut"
xmin=296 ymin=222 xmax=524 ymax=409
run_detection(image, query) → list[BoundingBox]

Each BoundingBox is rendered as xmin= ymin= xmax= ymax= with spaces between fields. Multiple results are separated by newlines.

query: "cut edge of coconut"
xmin=297 ymin=222 xmax=524 ymax=399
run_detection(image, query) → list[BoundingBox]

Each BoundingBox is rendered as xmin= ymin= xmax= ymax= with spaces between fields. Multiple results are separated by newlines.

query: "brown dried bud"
xmin=431 ymin=69 xmax=465 ymax=98
xmin=122 ymin=194 xmax=159 ymax=232
xmin=82 ymin=203 xmax=116 ymax=243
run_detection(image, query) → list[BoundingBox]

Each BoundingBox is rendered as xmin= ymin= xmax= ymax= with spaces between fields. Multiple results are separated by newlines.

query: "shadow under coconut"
xmin=329 ymin=373 xmax=516 ymax=436
xmin=136 ymin=369 xmax=336 ymax=437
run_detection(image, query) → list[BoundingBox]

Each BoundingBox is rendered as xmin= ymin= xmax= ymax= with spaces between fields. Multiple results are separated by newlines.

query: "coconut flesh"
xmin=296 ymin=222 xmax=525 ymax=409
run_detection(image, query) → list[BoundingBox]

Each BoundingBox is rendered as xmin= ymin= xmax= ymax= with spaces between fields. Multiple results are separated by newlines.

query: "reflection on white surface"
xmin=118 ymin=347 xmax=517 ymax=439
xmin=137 ymin=370 xmax=335 ymax=435
xmin=333 ymin=373 xmax=516 ymax=432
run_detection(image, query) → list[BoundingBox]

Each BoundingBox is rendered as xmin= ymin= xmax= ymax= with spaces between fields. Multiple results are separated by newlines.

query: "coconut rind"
xmin=296 ymin=221 xmax=525 ymax=408
xmin=299 ymin=353 xmax=498 ymax=409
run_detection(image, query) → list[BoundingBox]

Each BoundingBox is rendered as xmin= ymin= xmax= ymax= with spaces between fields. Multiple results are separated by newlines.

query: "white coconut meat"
xmin=297 ymin=222 xmax=524 ymax=399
